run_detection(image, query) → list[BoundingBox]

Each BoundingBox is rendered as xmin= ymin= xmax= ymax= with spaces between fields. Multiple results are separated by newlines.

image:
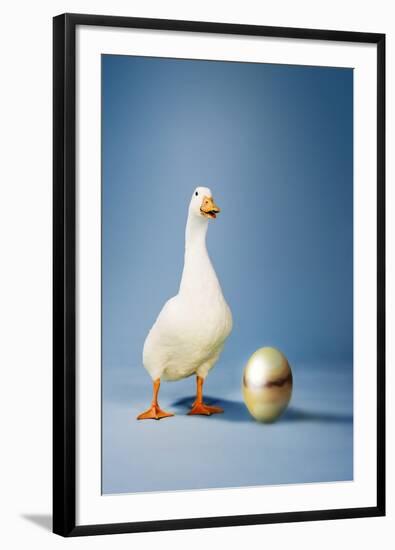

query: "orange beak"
xmin=200 ymin=196 xmax=220 ymax=219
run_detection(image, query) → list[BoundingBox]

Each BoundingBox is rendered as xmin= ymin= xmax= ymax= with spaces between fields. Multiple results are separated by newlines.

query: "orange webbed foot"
xmin=188 ymin=402 xmax=224 ymax=416
xmin=137 ymin=404 xmax=174 ymax=420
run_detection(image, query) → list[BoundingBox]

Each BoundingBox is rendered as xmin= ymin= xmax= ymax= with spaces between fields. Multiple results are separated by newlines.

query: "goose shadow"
xmin=171 ymin=395 xmax=353 ymax=425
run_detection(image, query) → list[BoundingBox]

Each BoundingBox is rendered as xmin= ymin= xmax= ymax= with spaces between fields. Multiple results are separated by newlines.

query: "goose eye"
xmin=195 ymin=191 xmax=198 ymax=196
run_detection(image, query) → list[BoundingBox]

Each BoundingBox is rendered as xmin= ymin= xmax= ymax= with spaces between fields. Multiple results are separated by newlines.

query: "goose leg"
xmin=137 ymin=378 xmax=174 ymax=420
xmin=188 ymin=376 xmax=224 ymax=416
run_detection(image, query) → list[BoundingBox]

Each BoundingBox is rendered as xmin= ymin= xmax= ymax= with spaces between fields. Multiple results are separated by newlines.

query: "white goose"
xmin=137 ymin=187 xmax=233 ymax=420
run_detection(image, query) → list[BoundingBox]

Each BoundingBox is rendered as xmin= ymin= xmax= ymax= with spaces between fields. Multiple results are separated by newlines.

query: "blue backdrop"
xmin=102 ymin=55 xmax=353 ymax=494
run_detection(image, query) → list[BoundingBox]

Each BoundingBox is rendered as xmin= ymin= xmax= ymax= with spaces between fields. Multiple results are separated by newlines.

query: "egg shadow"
xmin=282 ymin=407 xmax=353 ymax=424
xmin=171 ymin=396 xmax=353 ymax=425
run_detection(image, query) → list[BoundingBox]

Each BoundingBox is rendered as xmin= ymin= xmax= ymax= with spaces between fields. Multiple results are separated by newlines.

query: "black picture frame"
xmin=53 ymin=12 xmax=386 ymax=537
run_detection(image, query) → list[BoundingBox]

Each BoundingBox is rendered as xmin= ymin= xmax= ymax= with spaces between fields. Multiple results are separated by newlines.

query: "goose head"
xmin=189 ymin=186 xmax=220 ymax=220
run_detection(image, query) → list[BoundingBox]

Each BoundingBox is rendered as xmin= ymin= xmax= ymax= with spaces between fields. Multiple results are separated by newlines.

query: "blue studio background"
xmin=102 ymin=55 xmax=353 ymax=494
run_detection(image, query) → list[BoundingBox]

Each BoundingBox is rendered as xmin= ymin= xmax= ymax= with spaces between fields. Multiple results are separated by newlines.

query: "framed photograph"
xmin=53 ymin=13 xmax=385 ymax=537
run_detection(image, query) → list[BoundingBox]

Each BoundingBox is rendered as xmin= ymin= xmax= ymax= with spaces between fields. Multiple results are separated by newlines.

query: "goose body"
xmin=143 ymin=187 xmax=232 ymax=383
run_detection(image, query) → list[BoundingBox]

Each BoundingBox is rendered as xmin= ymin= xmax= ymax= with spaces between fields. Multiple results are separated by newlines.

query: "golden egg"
xmin=242 ymin=347 xmax=293 ymax=423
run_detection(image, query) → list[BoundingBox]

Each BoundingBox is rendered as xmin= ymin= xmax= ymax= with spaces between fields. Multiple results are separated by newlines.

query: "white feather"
xmin=143 ymin=187 xmax=232 ymax=382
